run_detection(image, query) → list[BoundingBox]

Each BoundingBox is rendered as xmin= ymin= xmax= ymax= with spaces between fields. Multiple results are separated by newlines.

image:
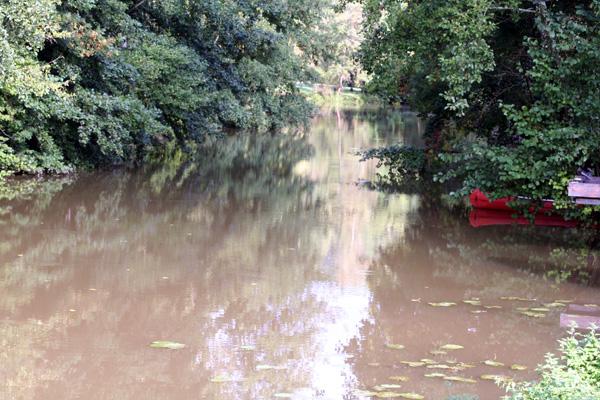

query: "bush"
xmin=504 ymin=329 xmax=600 ymax=400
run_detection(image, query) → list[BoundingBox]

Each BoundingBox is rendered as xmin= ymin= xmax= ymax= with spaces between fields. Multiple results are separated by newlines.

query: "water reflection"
xmin=0 ymin=109 xmax=598 ymax=400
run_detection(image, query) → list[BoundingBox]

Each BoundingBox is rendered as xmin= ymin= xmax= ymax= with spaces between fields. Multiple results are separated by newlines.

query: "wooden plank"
xmin=575 ymin=198 xmax=600 ymax=205
xmin=560 ymin=313 xmax=600 ymax=330
xmin=568 ymin=181 xmax=600 ymax=198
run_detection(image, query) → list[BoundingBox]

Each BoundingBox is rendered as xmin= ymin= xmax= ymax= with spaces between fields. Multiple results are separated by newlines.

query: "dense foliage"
xmin=354 ymin=0 xmax=600 ymax=214
xmin=0 ymin=0 xmax=331 ymax=176
xmin=505 ymin=329 xmax=600 ymax=399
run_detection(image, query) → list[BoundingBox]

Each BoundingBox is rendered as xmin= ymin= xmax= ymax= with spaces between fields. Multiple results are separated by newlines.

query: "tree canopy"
xmin=356 ymin=0 xmax=600 ymax=214
xmin=0 ymin=0 xmax=333 ymax=176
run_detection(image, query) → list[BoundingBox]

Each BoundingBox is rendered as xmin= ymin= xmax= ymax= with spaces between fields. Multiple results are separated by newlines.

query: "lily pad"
xmin=379 ymin=384 xmax=403 ymax=389
xmin=519 ymin=311 xmax=546 ymax=318
xmin=501 ymin=296 xmax=536 ymax=301
xmin=443 ymin=376 xmax=477 ymax=384
xmin=149 ymin=341 xmax=186 ymax=350
xmin=429 ymin=350 xmax=447 ymax=355
xmin=210 ymin=374 xmax=242 ymax=383
xmin=257 ymin=364 xmax=287 ymax=371
xmin=388 ymin=376 xmax=409 ymax=382
xmin=480 ymin=374 xmax=511 ymax=382
xmin=386 ymin=343 xmax=406 ymax=350
xmin=482 ymin=360 xmax=504 ymax=367
xmin=397 ymin=393 xmax=424 ymax=399
xmin=484 ymin=305 xmax=502 ymax=309
xmin=440 ymin=344 xmax=464 ymax=350
xmin=463 ymin=300 xmax=481 ymax=306
xmin=374 ymin=392 xmax=403 ymax=398
xmin=240 ymin=345 xmax=256 ymax=351
xmin=584 ymin=304 xmax=599 ymax=308
xmin=426 ymin=364 xmax=451 ymax=369
xmin=544 ymin=302 xmax=566 ymax=308
xmin=555 ymin=299 xmax=574 ymax=303
xmin=355 ymin=390 xmax=379 ymax=397
xmin=274 ymin=393 xmax=293 ymax=398
xmin=529 ymin=307 xmax=550 ymax=312
xmin=511 ymin=364 xmax=528 ymax=371
xmin=470 ymin=310 xmax=487 ymax=314
xmin=401 ymin=361 xmax=426 ymax=367
xmin=368 ymin=362 xmax=381 ymax=367
xmin=428 ymin=302 xmax=456 ymax=307
xmin=424 ymin=373 xmax=446 ymax=378
xmin=419 ymin=359 xmax=436 ymax=364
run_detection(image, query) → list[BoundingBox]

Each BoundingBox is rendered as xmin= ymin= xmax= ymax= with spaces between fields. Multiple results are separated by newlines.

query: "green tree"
xmin=0 ymin=0 xmax=330 ymax=177
xmin=355 ymin=0 xmax=600 ymax=216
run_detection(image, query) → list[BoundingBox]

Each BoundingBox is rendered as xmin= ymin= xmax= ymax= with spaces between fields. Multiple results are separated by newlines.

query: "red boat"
xmin=468 ymin=189 xmax=577 ymax=228
xmin=469 ymin=189 xmax=554 ymax=211
xmin=469 ymin=208 xmax=579 ymax=228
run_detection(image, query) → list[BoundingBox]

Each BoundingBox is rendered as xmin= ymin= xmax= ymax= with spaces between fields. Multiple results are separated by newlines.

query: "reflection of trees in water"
xmin=346 ymin=200 xmax=600 ymax=399
xmin=0 ymin=132 xmax=332 ymax=399
xmin=317 ymin=108 xmax=423 ymax=150
xmin=380 ymin=198 xmax=600 ymax=288
xmin=0 ymin=111 xmax=427 ymax=399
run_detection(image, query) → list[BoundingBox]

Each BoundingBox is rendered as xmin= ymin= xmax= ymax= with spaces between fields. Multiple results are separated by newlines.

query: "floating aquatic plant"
xmin=149 ymin=341 xmax=186 ymax=350
xmin=443 ymin=376 xmax=477 ymax=383
xmin=429 ymin=350 xmax=447 ymax=355
xmin=501 ymin=297 xmax=536 ymax=302
xmin=256 ymin=364 xmax=287 ymax=371
xmin=483 ymin=360 xmax=504 ymax=367
xmin=428 ymin=302 xmax=457 ymax=307
xmin=386 ymin=343 xmax=406 ymax=350
xmin=401 ymin=361 xmax=426 ymax=367
xmin=424 ymin=373 xmax=446 ymax=378
xmin=388 ymin=376 xmax=409 ymax=382
xmin=440 ymin=344 xmax=464 ymax=350
xmin=210 ymin=374 xmax=243 ymax=383
xmin=480 ymin=374 xmax=511 ymax=382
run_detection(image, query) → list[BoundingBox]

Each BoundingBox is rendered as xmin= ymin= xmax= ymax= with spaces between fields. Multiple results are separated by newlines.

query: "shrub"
xmin=504 ymin=329 xmax=600 ymax=400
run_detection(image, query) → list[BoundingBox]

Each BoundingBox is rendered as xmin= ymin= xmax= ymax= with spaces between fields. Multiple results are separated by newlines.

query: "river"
xmin=1 ymin=109 xmax=599 ymax=400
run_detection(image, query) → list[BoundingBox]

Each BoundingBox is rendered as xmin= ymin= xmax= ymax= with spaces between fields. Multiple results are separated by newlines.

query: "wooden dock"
xmin=568 ymin=174 xmax=600 ymax=205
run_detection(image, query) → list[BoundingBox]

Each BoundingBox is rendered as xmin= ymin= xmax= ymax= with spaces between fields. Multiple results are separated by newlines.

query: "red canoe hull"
xmin=469 ymin=189 xmax=554 ymax=211
xmin=469 ymin=209 xmax=579 ymax=228
xmin=468 ymin=189 xmax=579 ymax=228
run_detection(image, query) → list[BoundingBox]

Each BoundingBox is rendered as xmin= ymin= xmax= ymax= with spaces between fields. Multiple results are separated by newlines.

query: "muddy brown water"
xmin=1 ymin=109 xmax=599 ymax=400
